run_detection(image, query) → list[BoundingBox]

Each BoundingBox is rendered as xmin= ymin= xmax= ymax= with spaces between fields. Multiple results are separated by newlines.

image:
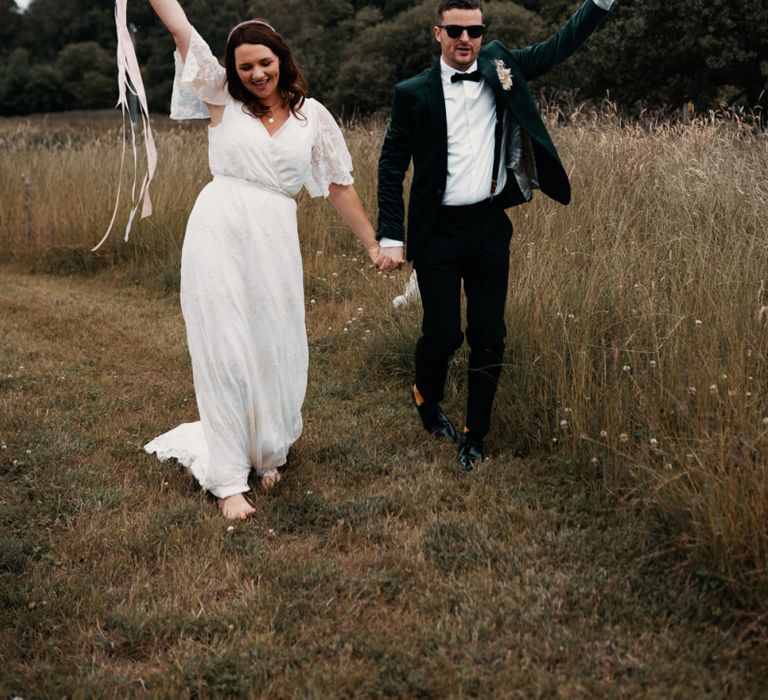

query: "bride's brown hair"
xmin=224 ymin=20 xmax=308 ymax=119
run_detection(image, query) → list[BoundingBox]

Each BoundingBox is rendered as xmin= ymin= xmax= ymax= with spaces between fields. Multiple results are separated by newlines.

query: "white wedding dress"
xmin=144 ymin=29 xmax=353 ymax=498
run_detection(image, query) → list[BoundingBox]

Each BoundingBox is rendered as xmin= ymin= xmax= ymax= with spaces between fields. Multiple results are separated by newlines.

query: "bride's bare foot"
xmin=260 ymin=471 xmax=282 ymax=492
xmin=219 ymin=493 xmax=256 ymax=520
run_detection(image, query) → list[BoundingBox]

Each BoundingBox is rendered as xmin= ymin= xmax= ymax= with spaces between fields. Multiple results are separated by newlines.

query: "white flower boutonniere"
xmin=493 ymin=59 xmax=513 ymax=91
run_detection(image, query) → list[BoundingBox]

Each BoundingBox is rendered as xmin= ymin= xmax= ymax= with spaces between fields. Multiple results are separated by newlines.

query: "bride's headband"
xmin=227 ymin=18 xmax=277 ymax=42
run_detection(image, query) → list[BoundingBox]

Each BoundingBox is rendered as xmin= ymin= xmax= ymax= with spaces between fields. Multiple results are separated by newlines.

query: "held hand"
xmin=376 ymin=245 xmax=405 ymax=272
xmin=367 ymin=243 xmax=381 ymax=266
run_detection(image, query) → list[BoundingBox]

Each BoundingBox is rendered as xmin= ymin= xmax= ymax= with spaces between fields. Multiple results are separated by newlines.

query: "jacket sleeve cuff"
xmin=376 ymin=224 xmax=404 ymax=243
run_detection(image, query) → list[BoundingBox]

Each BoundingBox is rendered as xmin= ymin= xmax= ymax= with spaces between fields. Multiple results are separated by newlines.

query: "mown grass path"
xmin=1 ymin=268 xmax=766 ymax=697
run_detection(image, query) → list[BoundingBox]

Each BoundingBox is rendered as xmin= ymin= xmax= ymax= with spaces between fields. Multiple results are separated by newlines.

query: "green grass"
xmin=1 ymin=268 xmax=767 ymax=697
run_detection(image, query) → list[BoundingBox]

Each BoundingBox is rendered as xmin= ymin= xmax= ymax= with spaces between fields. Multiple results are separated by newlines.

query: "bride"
xmin=142 ymin=0 xmax=401 ymax=519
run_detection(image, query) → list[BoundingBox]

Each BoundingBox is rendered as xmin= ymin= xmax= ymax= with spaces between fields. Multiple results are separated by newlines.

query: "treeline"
xmin=1 ymin=0 xmax=766 ymax=117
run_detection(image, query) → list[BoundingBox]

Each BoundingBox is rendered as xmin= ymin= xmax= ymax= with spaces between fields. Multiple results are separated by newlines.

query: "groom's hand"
xmin=376 ymin=245 xmax=405 ymax=272
xmin=366 ymin=244 xmax=402 ymax=271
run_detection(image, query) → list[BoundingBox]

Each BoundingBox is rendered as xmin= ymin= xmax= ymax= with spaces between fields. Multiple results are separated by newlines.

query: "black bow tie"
xmin=450 ymin=70 xmax=481 ymax=83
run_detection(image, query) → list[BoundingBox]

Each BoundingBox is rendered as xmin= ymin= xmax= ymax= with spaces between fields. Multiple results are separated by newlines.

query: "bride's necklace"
xmin=262 ymin=102 xmax=280 ymax=124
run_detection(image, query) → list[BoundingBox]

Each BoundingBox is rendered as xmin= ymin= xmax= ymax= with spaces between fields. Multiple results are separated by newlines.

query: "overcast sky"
xmin=15 ymin=0 xmax=32 ymax=10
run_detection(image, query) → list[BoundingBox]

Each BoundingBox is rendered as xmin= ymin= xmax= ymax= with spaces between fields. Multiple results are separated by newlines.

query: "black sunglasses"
xmin=438 ymin=24 xmax=485 ymax=39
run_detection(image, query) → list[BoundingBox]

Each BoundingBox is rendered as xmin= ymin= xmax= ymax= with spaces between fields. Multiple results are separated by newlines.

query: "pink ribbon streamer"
xmin=93 ymin=0 xmax=158 ymax=250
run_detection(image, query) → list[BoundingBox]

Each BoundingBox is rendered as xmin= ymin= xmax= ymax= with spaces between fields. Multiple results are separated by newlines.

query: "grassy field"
xmin=1 ymin=110 xmax=768 ymax=695
xmin=3 ymin=268 xmax=767 ymax=696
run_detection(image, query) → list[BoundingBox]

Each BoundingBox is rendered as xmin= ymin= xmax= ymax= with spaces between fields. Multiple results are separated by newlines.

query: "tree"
xmin=0 ymin=47 xmax=67 ymax=114
xmin=0 ymin=1 xmax=22 ymax=60
xmin=0 ymin=47 xmax=32 ymax=114
xmin=57 ymin=42 xmax=115 ymax=109
xmin=569 ymin=0 xmax=768 ymax=114
xmin=17 ymin=0 xmax=116 ymax=60
xmin=1 ymin=0 xmax=765 ymax=117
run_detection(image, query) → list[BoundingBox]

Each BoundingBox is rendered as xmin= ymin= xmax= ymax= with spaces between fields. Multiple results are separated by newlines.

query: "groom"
xmin=377 ymin=0 xmax=614 ymax=469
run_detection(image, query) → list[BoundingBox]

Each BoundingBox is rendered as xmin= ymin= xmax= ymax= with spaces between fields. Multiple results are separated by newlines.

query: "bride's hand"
xmin=367 ymin=243 xmax=381 ymax=266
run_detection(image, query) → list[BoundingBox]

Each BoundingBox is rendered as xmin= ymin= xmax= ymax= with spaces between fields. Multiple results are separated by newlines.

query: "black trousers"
xmin=413 ymin=200 xmax=512 ymax=439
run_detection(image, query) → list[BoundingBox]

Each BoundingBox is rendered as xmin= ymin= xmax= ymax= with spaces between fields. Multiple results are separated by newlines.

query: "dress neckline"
xmin=258 ymin=112 xmax=293 ymax=139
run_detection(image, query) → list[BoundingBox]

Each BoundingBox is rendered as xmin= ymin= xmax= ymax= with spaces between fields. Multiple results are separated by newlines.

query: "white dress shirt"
xmin=439 ymin=58 xmax=506 ymax=206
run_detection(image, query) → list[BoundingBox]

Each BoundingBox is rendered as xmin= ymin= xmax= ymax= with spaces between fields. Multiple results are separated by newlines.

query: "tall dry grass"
xmin=498 ymin=108 xmax=768 ymax=602
xmin=1 ymin=108 xmax=767 ymax=606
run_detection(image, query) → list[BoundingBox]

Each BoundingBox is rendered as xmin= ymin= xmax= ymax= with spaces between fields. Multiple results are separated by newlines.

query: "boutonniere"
xmin=493 ymin=59 xmax=513 ymax=91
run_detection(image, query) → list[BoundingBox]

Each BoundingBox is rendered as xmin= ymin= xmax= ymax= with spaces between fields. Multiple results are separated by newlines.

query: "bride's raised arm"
xmin=149 ymin=0 xmax=194 ymax=61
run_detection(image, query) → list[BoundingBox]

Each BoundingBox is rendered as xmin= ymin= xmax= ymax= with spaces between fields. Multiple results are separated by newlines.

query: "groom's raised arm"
xmin=510 ymin=0 xmax=614 ymax=82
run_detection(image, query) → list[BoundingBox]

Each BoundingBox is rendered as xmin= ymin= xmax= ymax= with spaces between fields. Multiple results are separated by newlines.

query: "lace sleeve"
xmin=304 ymin=99 xmax=354 ymax=198
xmin=170 ymin=28 xmax=227 ymax=120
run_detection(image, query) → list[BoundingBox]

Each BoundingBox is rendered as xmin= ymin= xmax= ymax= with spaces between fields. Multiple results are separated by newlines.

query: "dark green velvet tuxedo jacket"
xmin=377 ymin=0 xmax=611 ymax=261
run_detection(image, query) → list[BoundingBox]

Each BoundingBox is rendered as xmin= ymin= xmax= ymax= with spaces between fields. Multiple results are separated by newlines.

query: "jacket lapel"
xmin=425 ymin=61 xmax=447 ymax=153
xmin=478 ymin=56 xmax=505 ymax=104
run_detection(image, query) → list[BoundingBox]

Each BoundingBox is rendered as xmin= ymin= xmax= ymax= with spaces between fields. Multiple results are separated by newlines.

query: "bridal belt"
xmin=212 ymin=174 xmax=294 ymax=200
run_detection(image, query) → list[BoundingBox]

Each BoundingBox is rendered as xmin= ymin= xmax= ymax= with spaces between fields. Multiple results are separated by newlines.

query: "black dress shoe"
xmin=411 ymin=387 xmax=458 ymax=442
xmin=457 ymin=433 xmax=485 ymax=471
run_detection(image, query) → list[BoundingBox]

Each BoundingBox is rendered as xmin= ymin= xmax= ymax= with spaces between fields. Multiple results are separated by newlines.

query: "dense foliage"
xmin=1 ymin=0 xmax=766 ymax=116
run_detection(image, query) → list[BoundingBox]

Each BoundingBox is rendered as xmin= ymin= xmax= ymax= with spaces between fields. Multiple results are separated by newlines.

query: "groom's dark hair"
xmin=435 ymin=0 xmax=483 ymax=23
